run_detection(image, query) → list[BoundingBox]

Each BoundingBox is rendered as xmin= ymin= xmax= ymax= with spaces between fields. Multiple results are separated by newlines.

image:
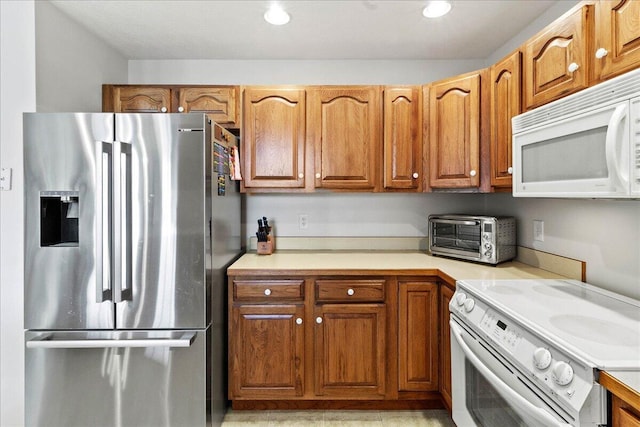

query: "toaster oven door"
xmin=430 ymin=218 xmax=481 ymax=259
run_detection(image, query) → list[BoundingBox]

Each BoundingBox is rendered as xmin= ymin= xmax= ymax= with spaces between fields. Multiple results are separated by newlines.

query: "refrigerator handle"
xmin=96 ymin=142 xmax=113 ymax=302
xmin=26 ymin=332 xmax=197 ymax=349
xmin=113 ymin=141 xmax=133 ymax=303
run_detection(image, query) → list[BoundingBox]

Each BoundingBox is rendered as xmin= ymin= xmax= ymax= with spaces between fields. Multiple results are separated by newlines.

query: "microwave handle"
xmin=605 ymin=104 xmax=629 ymax=188
xmin=450 ymin=321 xmax=572 ymax=427
xmin=431 ymin=219 xmax=479 ymax=226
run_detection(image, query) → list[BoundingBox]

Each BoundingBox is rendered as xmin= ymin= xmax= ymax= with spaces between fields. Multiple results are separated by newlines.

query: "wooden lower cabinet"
xmin=314 ymin=303 xmax=386 ymax=398
xmin=398 ymin=281 xmax=438 ymax=391
xmin=230 ymin=304 xmax=305 ymax=398
xmin=439 ymin=284 xmax=455 ymax=411
xmin=228 ymin=274 xmax=447 ymax=407
xmin=612 ymin=395 xmax=640 ymax=427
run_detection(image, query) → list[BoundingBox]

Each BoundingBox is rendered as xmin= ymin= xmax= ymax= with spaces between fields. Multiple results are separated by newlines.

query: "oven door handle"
xmin=431 ymin=219 xmax=479 ymax=226
xmin=450 ymin=321 xmax=572 ymax=427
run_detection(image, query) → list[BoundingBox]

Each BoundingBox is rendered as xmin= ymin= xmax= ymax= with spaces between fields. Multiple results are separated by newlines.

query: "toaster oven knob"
xmin=552 ymin=362 xmax=574 ymax=386
xmin=455 ymin=293 xmax=467 ymax=306
xmin=463 ymin=298 xmax=475 ymax=313
xmin=533 ymin=348 xmax=552 ymax=370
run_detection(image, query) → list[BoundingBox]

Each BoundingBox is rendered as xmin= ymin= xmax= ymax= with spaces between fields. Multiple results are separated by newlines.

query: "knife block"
xmin=257 ymin=235 xmax=274 ymax=255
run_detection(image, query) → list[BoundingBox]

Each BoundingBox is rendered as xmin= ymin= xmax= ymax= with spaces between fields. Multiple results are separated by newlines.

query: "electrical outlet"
xmin=533 ymin=220 xmax=544 ymax=242
xmin=298 ymin=214 xmax=309 ymax=230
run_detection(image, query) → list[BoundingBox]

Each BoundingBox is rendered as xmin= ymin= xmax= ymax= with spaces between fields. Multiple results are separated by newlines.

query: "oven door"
xmin=450 ymin=319 xmax=574 ymax=427
xmin=429 ymin=218 xmax=482 ymax=261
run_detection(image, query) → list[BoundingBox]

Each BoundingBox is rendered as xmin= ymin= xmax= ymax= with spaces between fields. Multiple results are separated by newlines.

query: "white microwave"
xmin=512 ymin=68 xmax=640 ymax=199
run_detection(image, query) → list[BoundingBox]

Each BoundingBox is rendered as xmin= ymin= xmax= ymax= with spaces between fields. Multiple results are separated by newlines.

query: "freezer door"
xmin=114 ymin=114 xmax=208 ymax=329
xmin=23 ymin=113 xmax=116 ymax=330
xmin=25 ymin=329 xmax=208 ymax=427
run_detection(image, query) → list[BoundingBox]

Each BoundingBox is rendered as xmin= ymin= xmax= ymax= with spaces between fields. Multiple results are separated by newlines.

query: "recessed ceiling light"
xmin=422 ymin=1 xmax=452 ymax=18
xmin=264 ymin=4 xmax=290 ymax=25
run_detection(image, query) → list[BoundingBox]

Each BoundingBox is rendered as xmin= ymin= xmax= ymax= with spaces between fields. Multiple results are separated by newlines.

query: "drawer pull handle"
xmin=315 ymin=172 xmax=321 ymax=179
xmin=568 ymin=62 xmax=579 ymax=73
xmin=264 ymin=289 xmax=271 ymax=296
xmin=412 ymin=172 xmax=419 ymax=179
xmin=469 ymin=169 xmax=477 ymax=177
xmin=160 ymin=107 xmax=168 ymax=113
xmin=316 ymin=317 xmax=323 ymax=324
xmin=296 ymin=317 xmax=303 ymax=325
xmin=178 ymin=106 xmax=185 ymax=112
xmin=298 ymin=173 xmax=304 ymax=179
xmin=347 ymin=288 xmax=355 ymax=296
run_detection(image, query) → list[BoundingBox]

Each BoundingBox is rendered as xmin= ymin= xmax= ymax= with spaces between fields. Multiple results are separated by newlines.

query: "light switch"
xmin=0 ymin=168 xmax=12 ymax=191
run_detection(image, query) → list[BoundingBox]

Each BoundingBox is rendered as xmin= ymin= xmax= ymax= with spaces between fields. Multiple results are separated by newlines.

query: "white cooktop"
xmin=457 ymin=279 xmax=640 ymax=370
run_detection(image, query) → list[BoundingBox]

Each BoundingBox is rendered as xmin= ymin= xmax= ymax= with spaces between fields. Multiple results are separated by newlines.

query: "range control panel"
xmin=449 ymin=288 xmax=598 ymax=414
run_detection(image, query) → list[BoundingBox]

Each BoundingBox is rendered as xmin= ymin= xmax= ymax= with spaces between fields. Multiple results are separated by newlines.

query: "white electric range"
xmin=449 ymin=278 xmax=640 ymax=427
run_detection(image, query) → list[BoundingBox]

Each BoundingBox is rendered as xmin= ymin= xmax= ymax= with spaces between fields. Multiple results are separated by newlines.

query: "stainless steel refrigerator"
xmin=23 ymin=113 xmax=241 ymax=426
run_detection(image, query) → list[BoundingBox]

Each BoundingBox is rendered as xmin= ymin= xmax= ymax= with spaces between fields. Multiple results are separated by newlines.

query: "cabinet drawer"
xmin=315 ymin=279 xmax=385 ymax=302
xmin=234 ymin=280 xmax=304 ymax=301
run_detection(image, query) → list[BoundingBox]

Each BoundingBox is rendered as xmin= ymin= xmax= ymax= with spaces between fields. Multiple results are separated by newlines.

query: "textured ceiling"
xmin=50 ymin=0 xmax=558 ymax=60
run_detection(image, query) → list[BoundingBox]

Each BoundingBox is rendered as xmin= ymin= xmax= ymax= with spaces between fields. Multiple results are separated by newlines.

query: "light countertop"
xmin=227 ymin=251 xmax=567 ymax=283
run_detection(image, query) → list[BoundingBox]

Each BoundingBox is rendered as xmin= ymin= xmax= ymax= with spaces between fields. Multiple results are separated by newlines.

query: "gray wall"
xmin=35 ymin=0 xmax=128 ymax=112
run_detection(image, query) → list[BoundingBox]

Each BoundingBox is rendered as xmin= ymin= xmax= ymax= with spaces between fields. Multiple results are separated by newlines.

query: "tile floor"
xmin=222 ymin=409 xmax=455 ymax=427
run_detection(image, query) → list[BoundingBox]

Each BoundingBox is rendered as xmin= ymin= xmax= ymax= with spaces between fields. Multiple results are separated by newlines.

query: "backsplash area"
xmin=245 ymin=192 xmax=640 ymax=300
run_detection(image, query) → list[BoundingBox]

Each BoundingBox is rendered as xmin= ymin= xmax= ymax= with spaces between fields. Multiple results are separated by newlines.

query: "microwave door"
xmin=514 ymin=101 xmax=630 ymax=198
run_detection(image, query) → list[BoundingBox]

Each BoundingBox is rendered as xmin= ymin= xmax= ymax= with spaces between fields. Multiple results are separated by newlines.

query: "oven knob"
xmin=463 ymin=298 xmax=475 ymax=312
xmin=484 ymin=243 xmax=492 ymax=249
xmin=533 ymin=348 xmax=552 ymax=370
xmin=455 ymin=293 xmax=467 ymax=306
xmin=552 ymin=362 xmax=574 ymax=386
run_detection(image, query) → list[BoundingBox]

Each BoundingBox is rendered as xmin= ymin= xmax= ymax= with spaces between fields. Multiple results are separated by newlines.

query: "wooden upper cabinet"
xmin=490 ymin=51 xmax=521 ymax=189
xmin=383 ymin=87 xmax=423 ymax=191
xmin=103 ymin=85 xmax=239 ymax=126
xmin=242 ymin=88 xmax=307 ymax=189
xmin=593 ymin=0 xmax=640 ymax=82
xmin=103 ymin=86 xmax=171 ymax=113
xmin=429 ymin=71 xmax=483 ymax=189
xmin=174 ymin=86 xmax=238 ymax=124
xmin=308 ymin=87 xmax=382 ymax=191
xmin=523 ymin=4 xmax=594 ymax=110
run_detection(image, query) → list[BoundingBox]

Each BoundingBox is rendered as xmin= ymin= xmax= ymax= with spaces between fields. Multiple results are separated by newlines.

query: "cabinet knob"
xmin=296 ymin=317 xmax=303 ymax=325
xmin=469 ymin=169 xmax=477 ymax=177
xmin=298 ymin=173 xmax=304 ymax=179
xmin=315 ymin=172 xmax=321 ymax=179
xmin=264 ymin=289 xmax=271 ymax=296
xmin=316 ymin=317 xmax=323 ymax=324
xmin=347 ymin=288 xmax=355 ymax=296
xmin=595 ymin=48 xmax=608 ymax=59
xmin=567 ymin=62 xmax=579 ymax=73
xmin=178 ymin=106 xmax=185 ymax=112
xmin=160 ymin=107 xmax=168 ymax=113
xmin=412 ymin=172 xmax=419 ymax=179
xmin=507 ymin=167 xmax=513 ymax=175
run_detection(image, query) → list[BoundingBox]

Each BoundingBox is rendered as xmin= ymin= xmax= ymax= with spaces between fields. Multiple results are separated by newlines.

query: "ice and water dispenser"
xmin=40 ymin=191 xmax=79 ymax=247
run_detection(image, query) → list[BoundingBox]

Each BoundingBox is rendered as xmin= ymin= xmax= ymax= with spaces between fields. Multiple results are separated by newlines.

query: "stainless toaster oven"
xmin=428 ymin=215 xmax=516 ymax=264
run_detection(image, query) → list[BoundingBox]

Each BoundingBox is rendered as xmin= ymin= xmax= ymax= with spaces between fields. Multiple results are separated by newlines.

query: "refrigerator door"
xmin=114 ymin=114 xmax=207 ymax=329
xmin=23 ymin=113 xmax=116 ymax=330
xmin=25 ymin=329 xmax=207 ymax=427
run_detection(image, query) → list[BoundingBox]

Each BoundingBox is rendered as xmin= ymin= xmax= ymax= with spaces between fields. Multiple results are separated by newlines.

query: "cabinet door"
xmin=612 ymin=395 xmax=640 ymax=427
xmin=175 ymin=86 xmax=238 ymax=124
xmin=309 ymin=87 xmax=382 ymax=190
xmin=429 ymin=72 xmax=482 ymax=188
xmin=106 ymin=86 xmax=171 ymax=113
xmin=594 ymin=0 xmax=640 ymax=82
xmin=490 ymin=51 xmax=521 ymax=188
xmin=439 ymin=285 xmax=455 ymax=411
xmin=314 ymin=304 xmax=386 ymax=398
xmin=398 ymin=281 xmax=438 ymax=391
xmin=523 ymin=4 xmax=593 ymax=110
xmin=230 ymin=304 xmax=305 ymax=398
xmin=242 ymin=88 xmax=307 ymax=189
xmin=383 ymin=87 xmax=422 ymax=190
